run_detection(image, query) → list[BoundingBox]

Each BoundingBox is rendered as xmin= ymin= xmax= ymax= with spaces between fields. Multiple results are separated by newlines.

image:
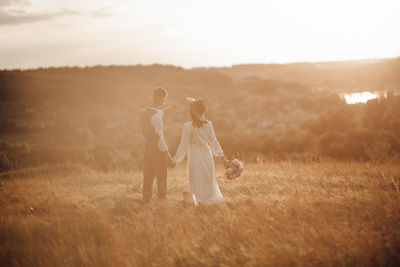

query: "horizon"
xmin=1 ymin=0 xmax=400 ymax=69
xmin=0 ymin=55 xmax=397 ymax=71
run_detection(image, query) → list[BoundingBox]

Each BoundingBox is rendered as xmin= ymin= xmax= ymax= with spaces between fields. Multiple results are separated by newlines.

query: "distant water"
xmin=341 ymin=91 xmax=387 ymax=104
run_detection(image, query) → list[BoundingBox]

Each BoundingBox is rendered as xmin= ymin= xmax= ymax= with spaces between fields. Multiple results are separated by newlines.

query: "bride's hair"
xmin=190 ymin=99 xmax=208 ymax=128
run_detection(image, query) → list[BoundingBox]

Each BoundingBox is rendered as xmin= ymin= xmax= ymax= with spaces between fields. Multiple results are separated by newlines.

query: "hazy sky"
xmin=1 ymin=0 xmax=399 ymax=69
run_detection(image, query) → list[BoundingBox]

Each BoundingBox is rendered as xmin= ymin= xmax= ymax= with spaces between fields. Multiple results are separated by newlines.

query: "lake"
xmin=341 ymin=91 xmax=387 ymax=104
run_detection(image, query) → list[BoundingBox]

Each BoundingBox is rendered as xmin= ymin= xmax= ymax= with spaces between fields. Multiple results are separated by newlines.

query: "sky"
xmin=0 ymin=0 xmax=399 ymax=69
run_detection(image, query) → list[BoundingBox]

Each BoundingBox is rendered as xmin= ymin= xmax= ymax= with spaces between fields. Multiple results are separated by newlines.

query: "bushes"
xmin=343 ymin=130 xmax=376 ymax=159
xmin=279 ymin=129 xmax=313 ymax=154
xmin=365 ymin=131 xmax=400 ymax=161
xmin=318 ymin=132 xmax=346 ymax=158
xmin=317 ymin=130 xmax=399 ymax=161
xmin=0 ymin=142 xmax=31 ymax=171
xmin=0 ymin=119 xmax=31 ymax=134
xmin=73 ymin=128 xmax=93 ymax=146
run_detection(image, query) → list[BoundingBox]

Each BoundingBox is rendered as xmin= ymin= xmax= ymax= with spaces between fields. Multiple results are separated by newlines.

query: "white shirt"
xmin=148 ymin=107 xmax=168 ymax=152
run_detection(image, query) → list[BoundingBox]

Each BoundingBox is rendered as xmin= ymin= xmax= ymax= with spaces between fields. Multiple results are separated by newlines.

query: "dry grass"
xmin=1 ymin=161 xmax=400 ymax=266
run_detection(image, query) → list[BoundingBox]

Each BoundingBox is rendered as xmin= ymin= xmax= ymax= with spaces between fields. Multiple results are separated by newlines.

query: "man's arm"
xmin=162 ymin=104 xmax=178 ymax=117
xmin=150 ymin=111 xmax=172 ymax=160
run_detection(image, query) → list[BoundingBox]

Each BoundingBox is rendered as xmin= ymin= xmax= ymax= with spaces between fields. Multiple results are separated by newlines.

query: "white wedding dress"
xmin=173 ymin=121 xmax=225 ymax=204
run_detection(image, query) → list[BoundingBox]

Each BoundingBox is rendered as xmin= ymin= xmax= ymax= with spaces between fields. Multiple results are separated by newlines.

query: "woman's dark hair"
xmin=153 ymin=87 xmax=167 ymax=101
xmin=190 ymin=99 xmax=208 ymax=128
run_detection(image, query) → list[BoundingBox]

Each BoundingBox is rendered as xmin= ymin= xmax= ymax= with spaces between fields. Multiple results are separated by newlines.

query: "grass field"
xmin=1 ymin=161 xmax=400 ymax=266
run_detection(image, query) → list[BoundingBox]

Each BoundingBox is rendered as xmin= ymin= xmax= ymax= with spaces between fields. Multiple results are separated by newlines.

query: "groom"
xmin=140 ymin=87 xmax=174 ymax=204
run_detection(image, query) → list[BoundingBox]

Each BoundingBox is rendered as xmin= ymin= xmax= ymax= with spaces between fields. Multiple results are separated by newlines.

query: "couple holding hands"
xmin=140 ymin=87 xmax=230 ymax=205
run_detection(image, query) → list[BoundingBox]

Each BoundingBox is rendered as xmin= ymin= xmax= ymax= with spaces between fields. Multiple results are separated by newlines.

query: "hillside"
xmin=195 ymin=57 xmax=400 ymax=92
xmin=0 ymin=59 xmax=400 ymax=171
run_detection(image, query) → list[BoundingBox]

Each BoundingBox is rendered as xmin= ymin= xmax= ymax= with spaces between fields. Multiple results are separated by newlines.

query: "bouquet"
xmin=225 ymin=159 xmax=243 ymax=180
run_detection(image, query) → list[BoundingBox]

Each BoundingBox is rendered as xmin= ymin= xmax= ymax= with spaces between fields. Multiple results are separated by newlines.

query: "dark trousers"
xmin=143 ymin=149 xmax=167 ymax=203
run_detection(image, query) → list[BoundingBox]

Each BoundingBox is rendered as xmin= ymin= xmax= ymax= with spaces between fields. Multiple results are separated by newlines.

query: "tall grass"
xmin=1 ymin=161 xmax=399 ymax=266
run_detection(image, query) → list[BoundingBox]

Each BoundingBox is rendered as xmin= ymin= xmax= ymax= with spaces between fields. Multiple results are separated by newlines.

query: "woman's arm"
xmin=172 ymin=123 xmax=191 ymax=163
xmin=208 ymin=121 xmax=225 ymax=158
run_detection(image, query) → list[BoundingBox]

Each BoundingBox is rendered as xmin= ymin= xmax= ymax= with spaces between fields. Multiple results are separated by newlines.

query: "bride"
xmin=172 ymin=98 xmax=227 ymax=205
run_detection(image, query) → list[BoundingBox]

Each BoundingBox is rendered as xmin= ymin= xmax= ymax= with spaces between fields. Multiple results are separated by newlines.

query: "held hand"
xmin=162 ymin=151 xmax=173 ymax=166
xmin=168 ymin=160 xmax=176 ymax=168
xmin=216 ymin=156 xmax=229 ymax=166
xmin=166 ymin=151 xmax=175 ymax=168
xmin=168 ymin=155 xmax=176 ymax=168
